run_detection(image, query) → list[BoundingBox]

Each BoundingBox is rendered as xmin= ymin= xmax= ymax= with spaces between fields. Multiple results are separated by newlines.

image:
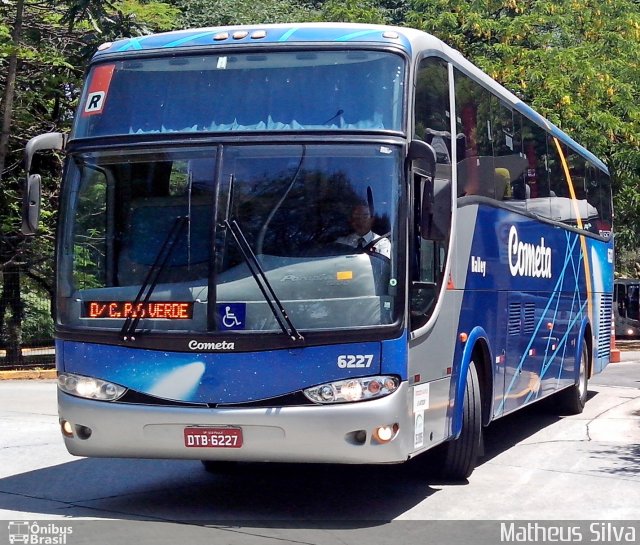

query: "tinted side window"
xmin=590 ymin=167 xmax=613 ymax=237
xmin=494 ymin=101 xmax=526 ymax=201
xmin=548 ymin=137 xmax=571 ymax=200
xmin=547 ymin=136 xmax=612 ymax=237
xmin=455 ymin=69 xmax=495 ymax=198
xmin=415 ymin=57 xmax=450 ymax=154
xmin=521 ymin=116 xmax=551 ymax=218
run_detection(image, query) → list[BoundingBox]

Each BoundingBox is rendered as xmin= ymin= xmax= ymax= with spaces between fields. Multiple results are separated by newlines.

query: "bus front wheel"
xmin=441 ymin=360 xmax=482 ymax=481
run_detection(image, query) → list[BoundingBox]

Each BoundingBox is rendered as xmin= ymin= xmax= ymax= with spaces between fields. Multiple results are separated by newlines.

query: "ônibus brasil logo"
xmin=8 ymin=521 xmax=73 ymax=545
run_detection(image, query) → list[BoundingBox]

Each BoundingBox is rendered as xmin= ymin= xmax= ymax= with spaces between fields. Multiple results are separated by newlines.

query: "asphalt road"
xmin=1 ymin=349 xmax=639 ymax=544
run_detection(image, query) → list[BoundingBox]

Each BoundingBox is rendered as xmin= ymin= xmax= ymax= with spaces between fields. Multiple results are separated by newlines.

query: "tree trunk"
xmin=0 ymin=264 xmax=23 ymax=365
xmin=0 ymin=1 xmax=26 ymax=366
xmin=0 ymin=0 xmax=25 ymax=182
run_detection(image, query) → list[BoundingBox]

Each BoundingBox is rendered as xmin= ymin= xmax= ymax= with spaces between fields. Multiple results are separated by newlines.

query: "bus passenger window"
xmin=493 ymin=101 xmax=526 ymax=200
xmin=521 ymin=116 xmax=551 ymax=218
xmin=454 ymin=70 xmax=496 ymax=198
xmin=588 ymin=165 xmax=613 ymax=237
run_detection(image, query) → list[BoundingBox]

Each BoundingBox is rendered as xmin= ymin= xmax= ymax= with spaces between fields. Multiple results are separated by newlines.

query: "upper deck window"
xmin=73 ymin=50 xmax=405 ymax=138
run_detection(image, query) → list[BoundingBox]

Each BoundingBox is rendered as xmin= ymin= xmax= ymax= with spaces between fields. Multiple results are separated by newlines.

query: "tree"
xmin=405 ymin=0 xmax=640 ymax=272
xmin=172 ymin=0 xmax=316 ymax=28
xmin=319 ymin=0 xmax=389 ymax=23
xmin=0 ymin=0 xmax=43 ymax=363
xmin=0 ymin=0 xmax=181 ymax=364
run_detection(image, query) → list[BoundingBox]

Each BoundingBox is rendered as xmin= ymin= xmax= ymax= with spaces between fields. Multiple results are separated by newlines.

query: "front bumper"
xmin=58 ymin=382 xmax=415 ymax=464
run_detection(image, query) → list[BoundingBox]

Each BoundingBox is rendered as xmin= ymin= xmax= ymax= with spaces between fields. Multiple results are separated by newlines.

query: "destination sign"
xmin=83 ymin=301 xmax=193 ymax=319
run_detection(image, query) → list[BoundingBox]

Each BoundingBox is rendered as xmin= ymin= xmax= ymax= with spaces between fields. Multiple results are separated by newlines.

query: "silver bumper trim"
xmin=58 ymin=382 xmax=415 ymax=464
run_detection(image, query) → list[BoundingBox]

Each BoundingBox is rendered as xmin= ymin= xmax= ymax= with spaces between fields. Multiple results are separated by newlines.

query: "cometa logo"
xmin=188 ymin=340 xmax=235 ymax=351
xmin=508 ymin=225 xmax=552 ymax=279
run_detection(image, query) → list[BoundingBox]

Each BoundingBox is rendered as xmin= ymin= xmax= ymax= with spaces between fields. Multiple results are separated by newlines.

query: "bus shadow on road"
xmin=478 ymin=390 xmax=600 ymax=465
xmin=0 ymin=456 xmax=437 ymax=524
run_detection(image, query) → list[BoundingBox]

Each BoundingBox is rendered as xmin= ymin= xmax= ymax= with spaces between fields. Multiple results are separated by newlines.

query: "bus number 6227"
xmin=337 ymin=355 xmax=374 ymax=368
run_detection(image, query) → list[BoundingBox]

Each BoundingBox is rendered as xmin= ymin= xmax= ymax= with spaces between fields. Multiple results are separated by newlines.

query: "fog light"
xmin=354 ymin=430 xmax=367 ymax=444
xmin=345 ymin=429 xmax=367 ymax=445
xmin=373 ymin=424 xmax=398 ymax=444
xmin=76 ymin=425 xmax=92 ymax=440
xmin=60 ymin=419 xmax=74 ymax=437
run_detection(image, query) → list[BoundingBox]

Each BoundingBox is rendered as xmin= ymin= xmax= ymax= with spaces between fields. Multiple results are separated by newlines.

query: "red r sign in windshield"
xmin=82 ymin=63 xmax=115 ymax=117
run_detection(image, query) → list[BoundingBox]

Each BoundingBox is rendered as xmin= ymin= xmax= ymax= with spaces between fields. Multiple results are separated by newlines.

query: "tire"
xmin=559 ymin=341 xmax=589 ymax=415
xmin=201 ymin=460 xmax=240 ymax=473
xmin=441 ymin=360 xmax=482 ymax=481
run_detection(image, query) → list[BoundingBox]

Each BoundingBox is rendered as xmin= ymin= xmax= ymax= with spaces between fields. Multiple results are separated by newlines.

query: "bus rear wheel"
xmin=441 ymin=360 xmax=482 ymax=481
xmin=559 ymin=341 xmax=589 ymax=415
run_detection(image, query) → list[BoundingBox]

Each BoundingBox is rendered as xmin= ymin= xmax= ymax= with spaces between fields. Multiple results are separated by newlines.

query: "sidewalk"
xmin=0 ymin=368 xmax=57 ymax=380
xmin=0 ymin=346 xmax=56 ymax=379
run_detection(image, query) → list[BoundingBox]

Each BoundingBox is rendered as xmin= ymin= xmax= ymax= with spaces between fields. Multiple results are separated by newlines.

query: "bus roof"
xmin=92 ymin=22 xmax=608 ymax=174
xmin=94 ymin=22 xmax=419 ymax=56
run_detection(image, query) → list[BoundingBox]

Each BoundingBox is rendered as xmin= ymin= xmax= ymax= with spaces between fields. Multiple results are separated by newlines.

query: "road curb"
xmin=0 ymin=369 xmax=57 ymax=380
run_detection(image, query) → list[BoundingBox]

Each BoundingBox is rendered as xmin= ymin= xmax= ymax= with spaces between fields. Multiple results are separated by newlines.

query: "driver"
xmin=335 ymin=203 xmax=391 ymax=259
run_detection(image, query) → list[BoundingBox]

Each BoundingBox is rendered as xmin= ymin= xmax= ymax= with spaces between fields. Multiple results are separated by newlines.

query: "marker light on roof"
xmin=251 ymin=30 xmax=267 ymax=39
xmin=382 ymin=31 xmax=399 ymax=39
xmin=233 ymin=31 xmax=249 ymax=40
xmin=97 ymin=42 xmax=113 ymax=51
xmin=213 ymin=32 xmax=229 ymax=41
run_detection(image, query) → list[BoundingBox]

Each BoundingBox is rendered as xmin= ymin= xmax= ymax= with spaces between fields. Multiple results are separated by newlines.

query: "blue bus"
xmin=614 ymin=279 xmax=640 ymax=338
xmin=23 ymin=23 xmax=614 ymax=479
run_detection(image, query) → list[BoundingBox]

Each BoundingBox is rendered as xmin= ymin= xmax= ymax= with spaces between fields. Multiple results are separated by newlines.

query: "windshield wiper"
xmin=120 ymin=216 xmax=188 ymax=341
xmin=224 ymin=219 xmax=304 ymax=343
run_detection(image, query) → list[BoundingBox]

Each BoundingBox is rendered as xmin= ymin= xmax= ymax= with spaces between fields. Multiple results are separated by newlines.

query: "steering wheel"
xmin=362 ymin=232 xmax=391 ymax=260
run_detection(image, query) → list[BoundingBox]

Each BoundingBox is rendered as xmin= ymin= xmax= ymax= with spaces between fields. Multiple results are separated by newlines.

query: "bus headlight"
xmin=303 ymin=376 xmax=399 ymax=404
xmin=58 ymin=373 xmax=127 ymax=401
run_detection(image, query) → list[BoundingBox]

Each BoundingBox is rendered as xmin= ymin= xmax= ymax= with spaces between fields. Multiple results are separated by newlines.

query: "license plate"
xmin=184 ymin=427 xmax=243 ymax=448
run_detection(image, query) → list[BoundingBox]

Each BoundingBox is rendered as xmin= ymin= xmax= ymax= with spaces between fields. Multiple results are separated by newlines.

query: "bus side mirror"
xmin=22 ymin=132 xmax=66 ymax=235
xmin=407 ymin=140 xmax=437 ymax=179
xmin=22 ymin=174 xmax=42 ymax=235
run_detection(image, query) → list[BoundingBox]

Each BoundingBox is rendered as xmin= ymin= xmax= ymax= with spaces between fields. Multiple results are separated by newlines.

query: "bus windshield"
xmin=58 ymin=143 xmax=404 ymax=334
xmin=630 ymin=285 xmax=640 ymax=322
xmin=73 ymin=50 xmax=405 ymax=138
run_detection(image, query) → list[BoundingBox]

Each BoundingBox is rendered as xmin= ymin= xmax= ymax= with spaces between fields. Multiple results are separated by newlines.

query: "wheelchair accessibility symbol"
xmin=217 ymin=303 xmax=246 ymax=330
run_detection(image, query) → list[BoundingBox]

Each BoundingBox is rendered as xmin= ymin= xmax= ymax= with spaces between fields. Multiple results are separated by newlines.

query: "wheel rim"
xmin=578 ymin=347 xmax=587 ymax=399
